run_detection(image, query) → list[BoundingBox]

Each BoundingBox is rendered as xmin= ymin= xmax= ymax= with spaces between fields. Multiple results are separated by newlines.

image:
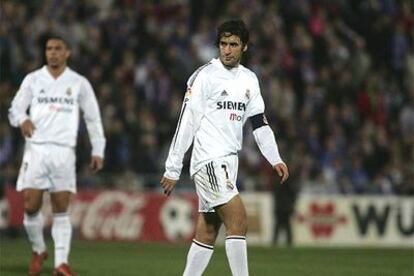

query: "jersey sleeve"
xmin=186 ymin=69 xmax=210 ymax=114
xmin=8 ymin=74 xmax=33 ymax=127
xmin=163 ymin=70 xmax=209 ymax=180
xmin=247 ymin=73 xmax=284 ymax=166
xmin=245 ymin=74 xmax=265 ymax=118
xmin=253 ymin=125 xmax=284 ymax=166
xmin=79 ymin=77 xmax=106 ymax=158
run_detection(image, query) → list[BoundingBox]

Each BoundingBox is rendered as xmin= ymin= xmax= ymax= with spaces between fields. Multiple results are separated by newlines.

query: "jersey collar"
xmin=211 ymin=58 xmax=241 ymax=78
xmin=42 ymin=65 xmax=70 ymax=81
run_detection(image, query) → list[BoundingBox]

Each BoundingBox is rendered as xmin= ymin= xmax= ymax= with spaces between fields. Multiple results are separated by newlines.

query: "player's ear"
xmin=65 ymin=49 xmax=71 ymax=59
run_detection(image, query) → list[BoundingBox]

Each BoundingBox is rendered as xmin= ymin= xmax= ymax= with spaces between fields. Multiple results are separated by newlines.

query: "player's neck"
xmin=47 ymin=65 xmax=66 ymax=79
xmin=218 ymin=57 xmax=240 ymax=70
xmin=223 ymin=64 xmax=239 ymax=70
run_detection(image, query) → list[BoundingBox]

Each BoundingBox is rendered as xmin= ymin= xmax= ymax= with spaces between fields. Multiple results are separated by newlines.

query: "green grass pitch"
xmin=1 ymin=238 xmax=412 ymax=275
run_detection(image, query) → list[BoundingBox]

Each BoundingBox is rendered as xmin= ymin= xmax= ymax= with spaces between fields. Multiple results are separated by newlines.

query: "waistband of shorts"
xmin=28 ymin=141 xmax=75 ymax=149
xmin=191 ymin=152 xmax=238 ymax=177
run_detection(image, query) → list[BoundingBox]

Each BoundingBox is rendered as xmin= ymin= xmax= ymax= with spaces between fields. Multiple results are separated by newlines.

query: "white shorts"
xmin=193 ymin=154 xmax=239 ymax=212
xmin=16 ymin=143 xmax=76 ymax=193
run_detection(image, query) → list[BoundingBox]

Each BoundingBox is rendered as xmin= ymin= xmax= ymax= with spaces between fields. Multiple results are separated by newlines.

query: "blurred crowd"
xmin=1 ymin=0 xmax=413 ymax=195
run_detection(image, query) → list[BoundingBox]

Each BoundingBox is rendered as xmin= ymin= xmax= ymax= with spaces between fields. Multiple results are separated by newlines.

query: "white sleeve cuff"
xmin=163 ymin=171 xmax=180 ymax=181
xmin=90 ymin=141 xmax=105 ymax=158
xmin=18 ymin=115 xmax=29 ymax=126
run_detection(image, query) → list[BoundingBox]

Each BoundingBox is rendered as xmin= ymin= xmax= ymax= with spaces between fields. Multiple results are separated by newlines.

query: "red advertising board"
xmin=4 ymin=187 xmax=199 ymax=242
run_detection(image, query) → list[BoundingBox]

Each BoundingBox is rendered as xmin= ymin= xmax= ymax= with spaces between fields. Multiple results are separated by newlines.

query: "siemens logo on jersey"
xmin=38 ymin=97 xmax=74 ymax=105
xmin=217 ymin=101 xmax=246 ymax=111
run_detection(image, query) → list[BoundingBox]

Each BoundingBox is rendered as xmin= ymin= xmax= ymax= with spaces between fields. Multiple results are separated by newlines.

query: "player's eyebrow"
xmin=220 ymin=41 xmax=239 ymax=45
xmin=46 ymin=45 xmax=63 ymax=49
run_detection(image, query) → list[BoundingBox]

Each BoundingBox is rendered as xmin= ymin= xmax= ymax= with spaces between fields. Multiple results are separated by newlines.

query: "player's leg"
xmin=216 ymin=195 xmax=249 ymax=276
xmin=17 ymin=144 xmax=51 ymax=275
xmin=49 ymin=145 xmax=76 ymax=275
xmin=183 ymin=212 xmax=221 ymax=276
xmin=23 ymin=188 xmax=49 ymax=276
xmin=50 ymin=191 xmax=74 ymax=274
xmin=23 ymin=188 xmax=47 ymax=254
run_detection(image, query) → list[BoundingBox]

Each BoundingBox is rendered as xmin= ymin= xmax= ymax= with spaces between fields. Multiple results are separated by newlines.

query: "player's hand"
xmin=90 ymin=156 xmax=104 ymax=173
xmin=20 ymin=119 xmax=35 ymax=138
xmin=274 ymin=163 xmax=289 ymax=184
xmin=160 ymin=177 xmax=177 ymax=196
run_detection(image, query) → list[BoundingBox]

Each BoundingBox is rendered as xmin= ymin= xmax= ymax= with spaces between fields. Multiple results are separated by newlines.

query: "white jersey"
xmin=8 ymin=66 xmax=106 ymax=157
xmin=164 ymin=58 xmax=266 ymax=179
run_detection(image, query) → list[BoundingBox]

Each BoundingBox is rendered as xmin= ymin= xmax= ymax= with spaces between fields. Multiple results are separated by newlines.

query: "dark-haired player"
xmin=161 ymin=20 xmax=289 ymax=275
xmin=8 ymin=35 xmax=105 ymax=276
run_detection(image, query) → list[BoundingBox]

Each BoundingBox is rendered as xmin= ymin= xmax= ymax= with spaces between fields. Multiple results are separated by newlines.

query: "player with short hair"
xmin=161 ymin=20 xmax=289 ymax=276
xmin=8 ymin=35 xmax=106 ymax=276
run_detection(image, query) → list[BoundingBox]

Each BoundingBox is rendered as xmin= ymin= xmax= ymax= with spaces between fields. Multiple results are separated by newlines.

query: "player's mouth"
xmin=223 ymin=57 xmax=235 ymax=65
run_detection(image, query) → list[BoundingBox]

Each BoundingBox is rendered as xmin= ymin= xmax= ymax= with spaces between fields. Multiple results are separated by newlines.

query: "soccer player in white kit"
xmin=8 ymin=35 xmax=106 ymax=276
xmin=161 ymin=20 xmax=289 ymax=276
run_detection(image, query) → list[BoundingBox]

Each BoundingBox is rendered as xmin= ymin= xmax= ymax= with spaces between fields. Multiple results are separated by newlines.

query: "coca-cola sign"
xmin=77 ymin=191 xmax=198 ymax=241
xmin=4 ymin=187 xmax=198 ymax=242
xmin=81 ymin=191 xmax=146 ymax=240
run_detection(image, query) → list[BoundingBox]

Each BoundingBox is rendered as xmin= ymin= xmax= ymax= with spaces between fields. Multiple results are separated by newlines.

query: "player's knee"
xmin=196 ymin=228 xmax=218 ymax=245
xmin=52 ymin=204 xmax=69 ymax=214
xmin=23 ymin=199 xmax=41 ymax=215
xmin=51 ymin=196 xmax=70 ymax=213
xmin=226 ymin=218 xmax=247 ymax=236
xmin=198 ymin=234 xmax=216 ymax=245
xmin=24 ymin=204 xmax=41 ymax=215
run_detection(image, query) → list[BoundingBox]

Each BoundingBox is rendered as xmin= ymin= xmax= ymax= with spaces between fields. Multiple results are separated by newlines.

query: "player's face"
xmin=45 ymin=39 xmax=70 ymax=69
xmin=218 ymin=34 xmax=247 ymax=68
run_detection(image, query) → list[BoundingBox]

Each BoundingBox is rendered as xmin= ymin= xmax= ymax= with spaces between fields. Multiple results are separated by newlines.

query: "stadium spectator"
xmin=0 ymin=0 xmax=413 ymax=196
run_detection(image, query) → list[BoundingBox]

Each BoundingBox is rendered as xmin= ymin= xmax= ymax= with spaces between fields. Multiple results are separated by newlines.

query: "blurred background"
xmin=1 ymin=0 xmax=413 ymax=195
xmin=1 ymin=0 xmax=414 ymax=259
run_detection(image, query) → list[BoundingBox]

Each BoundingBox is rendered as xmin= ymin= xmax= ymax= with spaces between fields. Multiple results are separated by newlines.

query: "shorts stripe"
xmin=210 ymin=162 xmax=218 ymax=191
xmin=205 ymin=163 xmax=215 ymax=191
xmin=206 ymin=162 xmax=218 ymax=191
xmin=195 ymin=173 xmax=211 ymax=193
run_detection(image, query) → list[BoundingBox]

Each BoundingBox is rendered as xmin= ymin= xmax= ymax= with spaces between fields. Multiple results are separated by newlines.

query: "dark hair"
xmin=44 ymin=33 xmax=70 ymax=49
xmin=216 ymin=19 xmax=249 ymax=47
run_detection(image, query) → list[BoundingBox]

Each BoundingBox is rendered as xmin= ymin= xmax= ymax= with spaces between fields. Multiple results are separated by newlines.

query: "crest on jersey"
xmin=221 ymin=90 xmax=228 ymax=97
xmin=245 ymin=89 xmax=250 ymax=99
xmin=40 ymin=89 xmax=45 ymax=94
xmin=66 ymin=87 xmax=72 ymax=96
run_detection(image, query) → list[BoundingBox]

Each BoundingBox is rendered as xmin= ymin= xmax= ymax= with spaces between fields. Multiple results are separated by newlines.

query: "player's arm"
xmin=250 ymin=114 xmax=289 ymax=183
xmin=162 ymin=94 xmax=204 ymax=195
xmin=79 ymin=78 xmax=106 ymax=172
xmin=8 ymin=75 xmax=35 ymax=137
xmin=247 ymin=74 xmax=289 ymax=183
xmin=162 ymin=70 xmax=209 ymax=195
xmin=161 ymin=104 xmax=197 ymax=195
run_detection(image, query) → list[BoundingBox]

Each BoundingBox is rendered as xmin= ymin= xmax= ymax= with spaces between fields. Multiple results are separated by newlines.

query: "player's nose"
xmin=222 ymin=45 xmax=231 ymax=54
